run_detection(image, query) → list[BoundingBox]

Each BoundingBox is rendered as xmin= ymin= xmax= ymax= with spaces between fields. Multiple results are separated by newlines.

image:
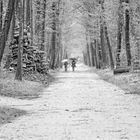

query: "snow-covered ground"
xmin=0 ymin=64 xmax=140 ymax=140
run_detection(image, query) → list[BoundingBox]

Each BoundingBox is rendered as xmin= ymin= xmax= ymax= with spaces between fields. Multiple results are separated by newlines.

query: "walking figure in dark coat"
xmin=64 ymin=61 xmax=68 ymax=72
xmin=71 ymin=60 xmax=76 ymax=71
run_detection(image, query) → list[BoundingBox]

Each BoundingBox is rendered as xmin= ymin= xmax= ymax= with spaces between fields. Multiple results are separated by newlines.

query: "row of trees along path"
xmin=81 ymin=0 xmax=139 ymax=74
xmin=0 ymin=0 xmax=140 ymax=139
xmin=0 ymin=0 xmax=69 ymax=80
xmin=0 ymin=0 xmax=140 ymax=76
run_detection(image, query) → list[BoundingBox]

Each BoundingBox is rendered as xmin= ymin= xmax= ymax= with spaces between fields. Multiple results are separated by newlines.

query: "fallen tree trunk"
xmin=113 ymin=67 xmax=130 ymax=75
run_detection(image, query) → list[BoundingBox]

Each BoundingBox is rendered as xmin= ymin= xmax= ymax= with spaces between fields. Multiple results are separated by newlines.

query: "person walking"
xmin=71 ymin=59 xmax=76 ymax=71
xmin=64 ymin=61 xmax=68 ymax=72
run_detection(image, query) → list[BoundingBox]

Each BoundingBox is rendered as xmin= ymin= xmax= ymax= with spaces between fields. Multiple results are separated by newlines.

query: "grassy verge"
xmin=0 ymin=69 xmax=55 ymax=100
xmin=0 ymin=106 xmax=26 ymax=125
xmin=0 ymin=78 xmax=43 ymax=99
xmin=94 ymin=68 xmax=140 ymax=95
xmin=0 ymin=68 xmax=56 ymax=126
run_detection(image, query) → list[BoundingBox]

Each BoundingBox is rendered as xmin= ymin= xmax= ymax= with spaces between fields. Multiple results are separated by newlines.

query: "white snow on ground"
xmin=0 ymin=64 xmax=140 ymax=140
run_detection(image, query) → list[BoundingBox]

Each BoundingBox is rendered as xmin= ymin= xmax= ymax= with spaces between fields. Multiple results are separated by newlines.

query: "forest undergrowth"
xmin=0 ymin=106 xmax=26 ymax=125
xmin=95 ymin=68 xmax=140 ymax=95
xmin=0 ymin=68 xmax=56 ymax=126
xmin=0 ymin=69 xmax=55 ymax=100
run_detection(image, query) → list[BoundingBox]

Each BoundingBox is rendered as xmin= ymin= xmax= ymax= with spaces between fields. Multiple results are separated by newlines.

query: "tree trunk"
xmin=26 ymin=0 xmax=30 ymax=26
xmin=54 ymin=0 xmax=61 ymax=68
xmin=100 ymin=1 xmax=107 ymax=68
xmin=87 ymin=43 xmax=91 ymax=66
xmin=116 ymin=0 xmax=123 ymax=67
xmin=0 ymin=0 xmax=16 ymax=64
xmin=85 ymin=31 xmax=91 ymax=66
xmin=113 ymin=67 xmax=130 ymax=74
xmin=83 ymin=52 xmax=86 ymax=65
xmin=125 ymin=0 xmax=131 ymax=66
xmin=11 ymin=0 xmax=19 ymax=40
xmin=0 ymin=0 xmax=3 ymax=33
xmin=104 ymin=23 xmax=114 ymax=69
xmin=35 ymin=0 xmax=42 ymax=46
xmin=11 ymin=7 xmax=15 ymax=40
xmin=92 ymin=40 xmax=97 ymax=68
xmin=30 ymin=0 xmax=33 ymax=45
xmin=50 ymin=2 xmax=56 ymax=69
xmin=89 ymin=41 xmax=93 ymax=66
xmin=95 ymin=39 xmax=100 ymax=69
xmin=41 ymin=0 xmax=46 ymax=51
xmin=85 ymin=32 xmax=90 ymax=66
xmin=90 ymin=42 xmax=95 ymax=66
xmin=15 ymin=0 xmax=23 ymax=81
xmin=23 ymin=0 xmax=26 ymax=25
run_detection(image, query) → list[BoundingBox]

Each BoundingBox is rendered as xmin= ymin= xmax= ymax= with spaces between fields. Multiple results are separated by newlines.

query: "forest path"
xmin=0 ymin=64 xmax=140 ymax=140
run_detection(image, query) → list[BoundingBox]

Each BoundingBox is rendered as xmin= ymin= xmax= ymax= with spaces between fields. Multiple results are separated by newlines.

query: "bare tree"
xmin=124 ymin=0 xmax=131 ymax=66
xmin=0 ymin=0 xmax=16 ymax=64
xmin=15 ymin=0 xmax=23 ymax=80
xmin=0 ymin=0 xmax=3 ymax=33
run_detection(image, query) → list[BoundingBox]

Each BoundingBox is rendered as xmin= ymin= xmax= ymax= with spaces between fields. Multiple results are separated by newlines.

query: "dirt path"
xmin=0 ymin=64 xmax=140 ymax=140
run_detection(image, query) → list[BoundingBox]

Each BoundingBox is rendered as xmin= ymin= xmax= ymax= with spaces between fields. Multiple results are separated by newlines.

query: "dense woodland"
xmin=0 ymin=0 xmax=140 ymax=136
xmin=0 ymin=0 xmax=140 ymax=81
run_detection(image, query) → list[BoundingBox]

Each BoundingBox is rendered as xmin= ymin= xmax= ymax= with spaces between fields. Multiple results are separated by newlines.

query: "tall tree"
xmin=0 ymin=0 xmax=3 ymax=33
xmin=100 ymin=0 xmax=107 ymax=68
xmin=15 ymin=0 xmax=23 ymax=80
xmin=124 ymin=0 xmax=131 ymax=66
xmin=0 ymin=0 xmax=16 ymax=64
xmin=104 ymin=23 xmax=114 ymax=69
xmin=90 ymin=41 xmax=95 ymax=67
xmin=116 ymin=0 xmax=123 ymax=67
xmin=50 ymin=2 xmax=56 ymax=69
xmin=26 ymin=0 xmax=31 ymax=26
xmin=30 ymin=0 xmax=33 ymax=45
xmin=41 ymin=0 xmax=46 ymax=51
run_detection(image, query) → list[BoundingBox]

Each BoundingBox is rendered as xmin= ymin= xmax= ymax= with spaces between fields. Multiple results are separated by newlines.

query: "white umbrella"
xmin=61 ymin=59 xmax=69 ymax=63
